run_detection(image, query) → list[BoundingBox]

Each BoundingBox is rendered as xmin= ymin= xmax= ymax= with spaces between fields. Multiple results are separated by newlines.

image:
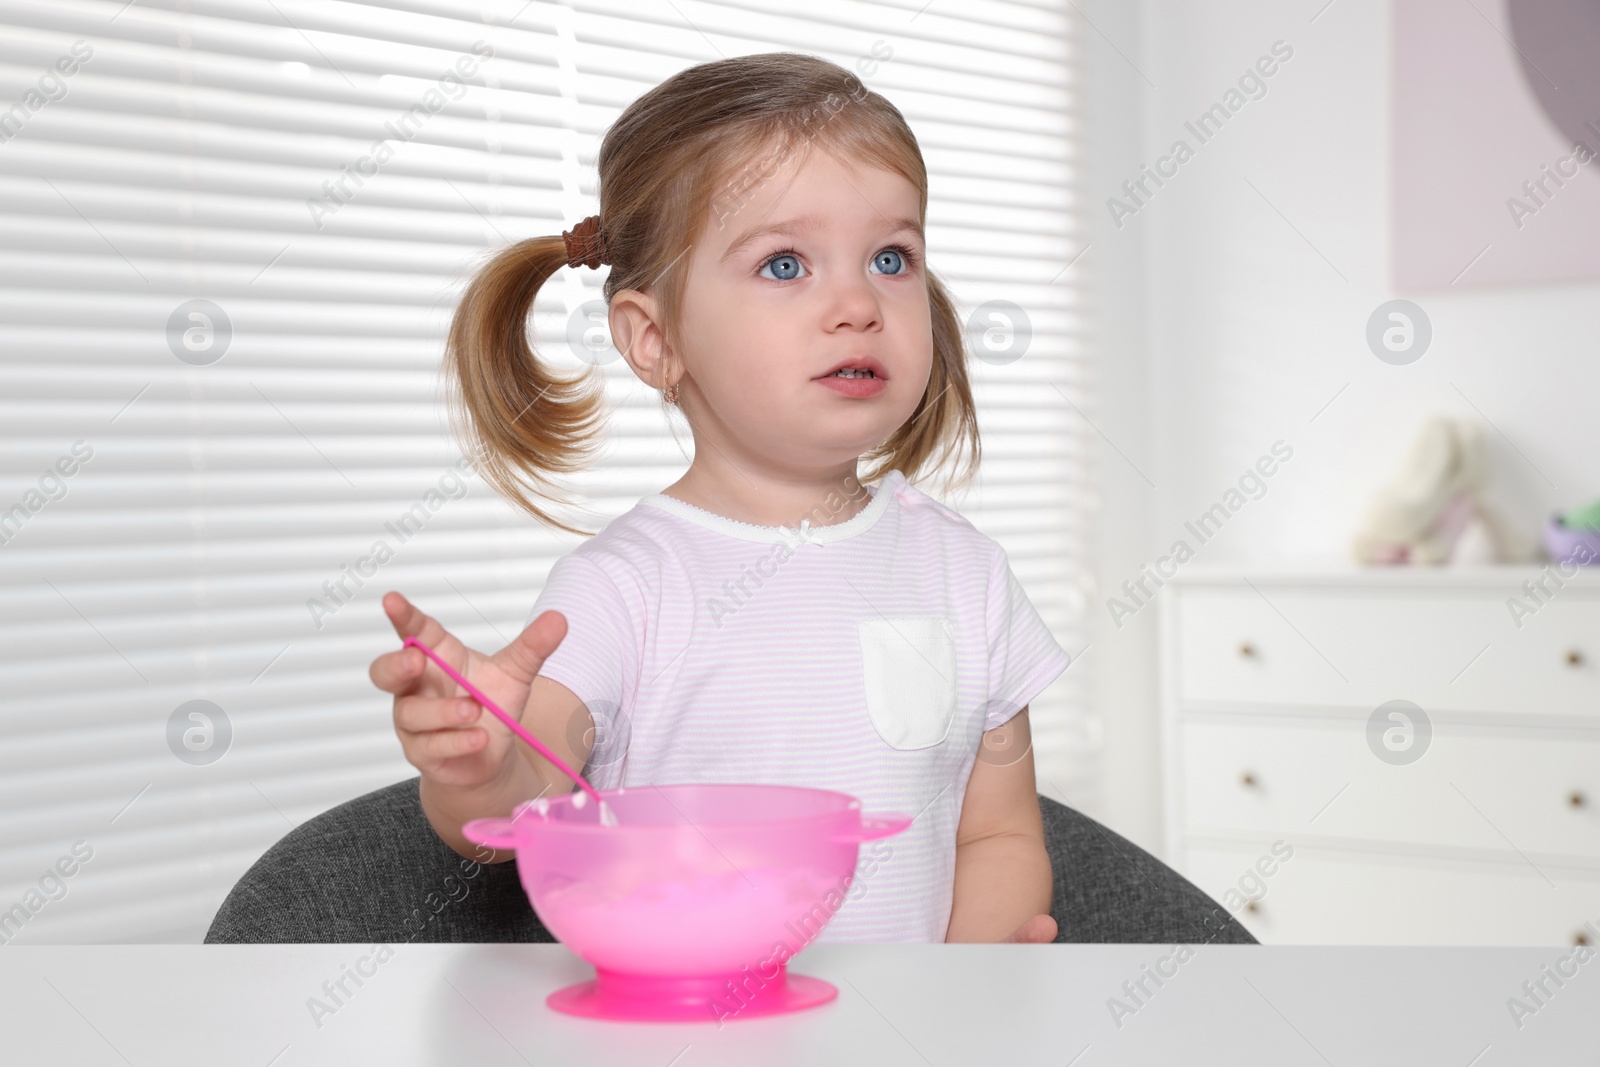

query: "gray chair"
xmin=205 ymin=777 xmax=1257 ymax=946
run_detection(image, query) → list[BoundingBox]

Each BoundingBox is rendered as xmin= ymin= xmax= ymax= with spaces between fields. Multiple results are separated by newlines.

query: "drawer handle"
xmin=1238 ymin=642 xmax=1257 ymax=659
xmin=1244 ymin=900 xmax=1260 ymax=914
xmin=1240 ymin=771 xmax=1258 ymax=789
xmin=1570 ymin=791 xmax=1588 ymax=809
xmin=1566 ymin=649 xmax=1585 ymax=668
xmin=1577 ymin=930 xmax=1592 ymax=948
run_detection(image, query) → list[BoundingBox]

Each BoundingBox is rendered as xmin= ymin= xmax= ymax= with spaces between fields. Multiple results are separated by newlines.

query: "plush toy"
xmin=1350 ymin=416 xmax=1533 ymax=565
xmin=1544 ymin=497 xmax=1600 ymax=565
xmin=1562 ymin=498 xmax=1600 ymax=534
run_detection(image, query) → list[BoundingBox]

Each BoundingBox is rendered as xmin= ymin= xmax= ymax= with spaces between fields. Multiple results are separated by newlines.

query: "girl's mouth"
xmin=814 ymin=356 xmax=887 ymax=380
xmin=816 ymin=368 xmax=887 ymax=397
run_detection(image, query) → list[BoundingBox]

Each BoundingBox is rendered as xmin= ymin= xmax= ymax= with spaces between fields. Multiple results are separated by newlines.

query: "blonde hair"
xmin=443 ymin=51 xmax=980 ymax=535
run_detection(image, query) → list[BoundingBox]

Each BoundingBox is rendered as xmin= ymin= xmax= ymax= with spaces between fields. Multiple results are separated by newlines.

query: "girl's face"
xmin=673 ymin=148 xmax=933 ymax=474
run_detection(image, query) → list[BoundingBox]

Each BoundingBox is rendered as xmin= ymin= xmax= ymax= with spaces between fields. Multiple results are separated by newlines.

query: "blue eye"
xmin=871 ymin=248 xmax=905 ymax=275
xmin=759 ymin=251 xmax=805 ymax=281
xmin=875 ymin=243 xmax=921 ymax=274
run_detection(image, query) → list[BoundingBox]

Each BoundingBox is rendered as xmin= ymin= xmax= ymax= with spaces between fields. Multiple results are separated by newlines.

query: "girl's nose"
xmin=823 ymin=269 xmax=884 ymax=332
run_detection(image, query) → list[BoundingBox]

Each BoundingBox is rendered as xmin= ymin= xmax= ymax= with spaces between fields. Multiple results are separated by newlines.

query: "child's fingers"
xmin=393 ymin=694 xmax=480 ymax=735
xmin=371 ymin=591 xmax=467 ymax=696
xmin=406 ymin=725 xmax=490 ymax=765
xmin=381 ymin=590 xmax=458 ymax=658
xmin=489 ymin=609 xmax=569 ymax=686
xmin=370 ymin=645 xmax=426 ymax=695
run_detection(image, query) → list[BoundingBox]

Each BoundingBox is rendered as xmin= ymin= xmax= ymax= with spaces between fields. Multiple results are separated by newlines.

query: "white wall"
xmin=1084 ymin=0 xmax=1600 ymax=857
xmin=1083 ymin=0 xmax=1159 ymax=855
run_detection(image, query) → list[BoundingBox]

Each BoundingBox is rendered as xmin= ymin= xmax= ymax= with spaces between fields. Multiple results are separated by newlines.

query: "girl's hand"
xmin=1001 ymin=914 xmax=1058 ymax=943
xmin=369 ymin=591 xmax=569 ymax=791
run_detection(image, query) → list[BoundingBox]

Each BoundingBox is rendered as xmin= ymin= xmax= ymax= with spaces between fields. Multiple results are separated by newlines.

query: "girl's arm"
xmin=944 ymin=708 xmax=1057 ymax=943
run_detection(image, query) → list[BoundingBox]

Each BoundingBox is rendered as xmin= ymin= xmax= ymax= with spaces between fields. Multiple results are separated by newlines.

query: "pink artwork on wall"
xmin=1393 ymin=0 xmax=1600 ymax=291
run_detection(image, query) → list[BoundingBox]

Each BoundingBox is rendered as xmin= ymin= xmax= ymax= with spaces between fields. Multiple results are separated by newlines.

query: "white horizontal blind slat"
xmin=0 ymin=0 xmax=1096 ymax=943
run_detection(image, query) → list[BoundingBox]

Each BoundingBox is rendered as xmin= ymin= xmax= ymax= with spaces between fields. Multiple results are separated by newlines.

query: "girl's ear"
xmin=608 ymin=289 xmax=678 ymax=391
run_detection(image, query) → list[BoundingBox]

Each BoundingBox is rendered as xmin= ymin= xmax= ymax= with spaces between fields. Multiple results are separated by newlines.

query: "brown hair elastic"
xmin=562 ymin=214 xmax=608 ymax=268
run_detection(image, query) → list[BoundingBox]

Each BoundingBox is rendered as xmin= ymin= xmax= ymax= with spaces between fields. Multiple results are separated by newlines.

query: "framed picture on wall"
xmin=1393 ymin=0 xmax=1600 ymax=290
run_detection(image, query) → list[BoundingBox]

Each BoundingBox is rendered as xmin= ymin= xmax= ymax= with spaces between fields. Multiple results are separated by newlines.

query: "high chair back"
xmin=205 ymin=777 xmax=1258 ymax=946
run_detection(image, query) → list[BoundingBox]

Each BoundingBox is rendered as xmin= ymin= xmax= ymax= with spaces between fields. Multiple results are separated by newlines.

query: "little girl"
xmin=369 ymin=52 xmax=1071 ymax=944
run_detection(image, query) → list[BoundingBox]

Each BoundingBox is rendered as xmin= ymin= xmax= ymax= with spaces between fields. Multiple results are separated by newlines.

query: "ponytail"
xmin=442 ymin=234 xmax=606 ymax=537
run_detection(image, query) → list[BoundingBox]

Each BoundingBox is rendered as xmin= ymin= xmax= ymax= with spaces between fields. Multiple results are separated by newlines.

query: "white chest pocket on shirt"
xmin=857 ymin=616 xmax=958 ymax=750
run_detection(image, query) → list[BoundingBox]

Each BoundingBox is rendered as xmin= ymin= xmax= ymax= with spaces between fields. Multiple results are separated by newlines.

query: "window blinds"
xmin=0 ymin=0 xmax=1096 ymax=943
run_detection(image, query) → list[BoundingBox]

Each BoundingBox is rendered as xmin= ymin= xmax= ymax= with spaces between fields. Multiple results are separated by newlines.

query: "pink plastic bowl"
xmin=463 ymin=783 xmax=910 ymax=1022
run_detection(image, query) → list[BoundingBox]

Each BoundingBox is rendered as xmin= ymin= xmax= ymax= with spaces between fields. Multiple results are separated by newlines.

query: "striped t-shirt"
xmin=524 ymin=468 xmax=1072 ymax=942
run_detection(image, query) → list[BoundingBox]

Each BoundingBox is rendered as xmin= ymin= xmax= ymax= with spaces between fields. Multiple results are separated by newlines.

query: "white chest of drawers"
xmin=1159 ymin=565 xmax=1600 ymax=945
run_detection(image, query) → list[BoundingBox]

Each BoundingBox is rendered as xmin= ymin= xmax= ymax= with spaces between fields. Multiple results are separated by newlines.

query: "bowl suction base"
xmin=547 ymin=964 xmax=837 ymax=1022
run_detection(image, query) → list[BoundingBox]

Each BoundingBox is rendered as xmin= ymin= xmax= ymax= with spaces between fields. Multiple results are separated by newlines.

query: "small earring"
xmin=663 ymin=381 xmax=680 ymax=404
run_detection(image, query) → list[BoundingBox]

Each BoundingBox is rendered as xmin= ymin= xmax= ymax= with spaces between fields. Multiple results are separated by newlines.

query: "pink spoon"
xmin=401 ymin=635 xmax=610 ymax=816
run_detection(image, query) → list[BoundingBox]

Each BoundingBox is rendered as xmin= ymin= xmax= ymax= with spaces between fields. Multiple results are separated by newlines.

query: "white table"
xmin=2 ymin=943 xmax=1594 ymax=1064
